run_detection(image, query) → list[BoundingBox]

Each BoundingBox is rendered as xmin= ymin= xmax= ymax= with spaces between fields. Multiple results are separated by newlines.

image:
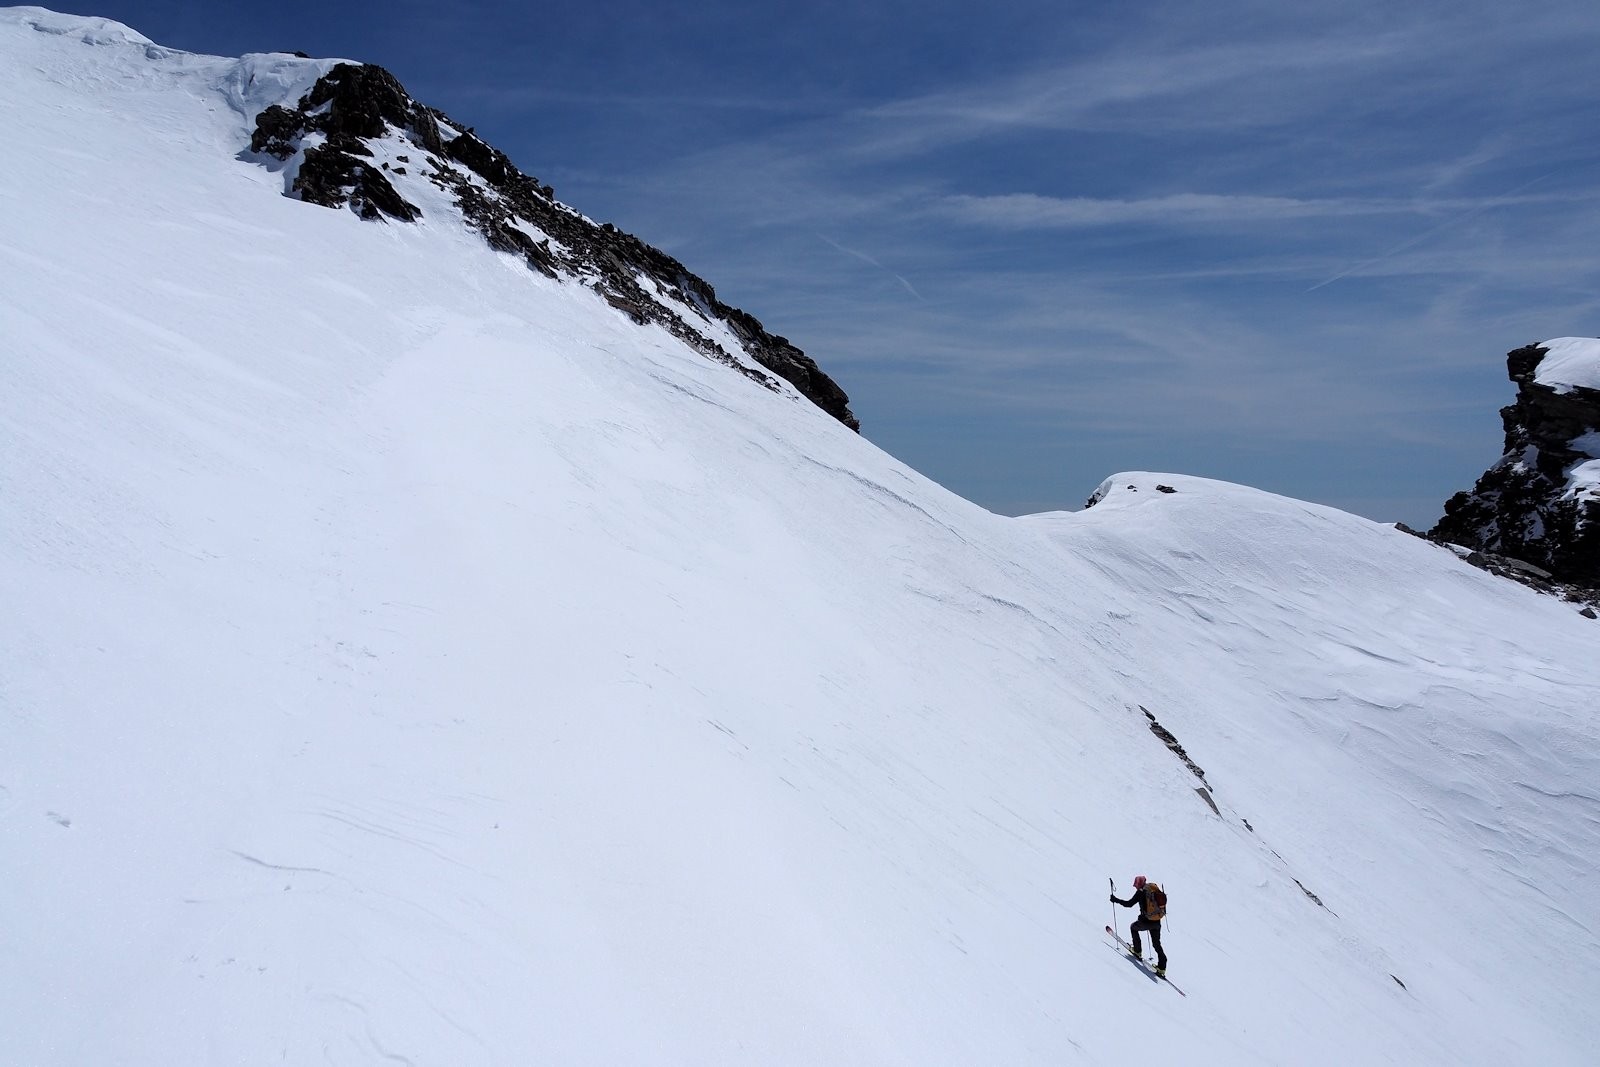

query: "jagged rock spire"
xmin=1431 ymin=340 xmax=1600 ymax=588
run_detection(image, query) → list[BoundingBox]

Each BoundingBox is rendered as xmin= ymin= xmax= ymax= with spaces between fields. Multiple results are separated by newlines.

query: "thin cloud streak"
xmin=845 ymin=6 xmax=1600 ymax=159
xmin=1306 ymin=172 xmax=1557 ymax=291
xmin=439 ymin=82 xmax=848 ymax=116
xmin=816 ymin=234 xmax=923 ymax=300
xmin=938 ymin=191 xmax=1545 ymax=229
xmin=862 ymin=33 xmax=1417 ymax=140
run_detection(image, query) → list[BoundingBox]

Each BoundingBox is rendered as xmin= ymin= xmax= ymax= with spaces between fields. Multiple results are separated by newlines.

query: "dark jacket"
xmin=1112 ymin=885 xmax=1162 ymax=922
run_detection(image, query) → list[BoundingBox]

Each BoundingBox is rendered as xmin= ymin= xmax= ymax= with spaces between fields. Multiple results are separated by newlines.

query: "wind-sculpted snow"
xmin=1535 ymin=336 xmax=1600 ymax=394
xmin=3 ymin=10 xmax=1598 ymax=1065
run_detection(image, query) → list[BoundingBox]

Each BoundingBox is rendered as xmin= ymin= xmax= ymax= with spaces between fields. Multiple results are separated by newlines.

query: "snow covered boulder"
xmin=1431 ymin=338 xmax=1600 ymax=588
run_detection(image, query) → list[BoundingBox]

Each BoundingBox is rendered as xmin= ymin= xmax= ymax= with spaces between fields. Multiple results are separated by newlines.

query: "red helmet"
xmin=1133 ymin=875 xmax=1147 ymax=888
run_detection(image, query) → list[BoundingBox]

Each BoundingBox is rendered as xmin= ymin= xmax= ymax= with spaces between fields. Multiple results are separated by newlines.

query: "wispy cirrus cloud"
xmin=862 ymin=33 xmax=1414 ymax=139
xmin=939 ymin=192 xmax=1409 ymax=228
xmin=846 ymin=4 xmax=1600 ymax=157
xmin=937 ymin=189 xmax=1595 ymax=230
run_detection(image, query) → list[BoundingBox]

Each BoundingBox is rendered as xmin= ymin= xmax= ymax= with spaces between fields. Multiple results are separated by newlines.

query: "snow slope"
xmin=2 ymin=9 xmax=1598 ymax=1064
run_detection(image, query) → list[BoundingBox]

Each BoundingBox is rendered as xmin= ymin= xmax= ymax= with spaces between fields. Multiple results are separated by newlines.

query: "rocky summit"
xmin=248 ymin=62 xmax=858 ymax=431
xmin=1430 ymin=338 xmax=1600 ymax=591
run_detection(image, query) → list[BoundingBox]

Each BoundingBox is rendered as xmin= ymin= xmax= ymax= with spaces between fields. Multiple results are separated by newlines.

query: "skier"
xmin=1111 ymin=875 xmax=1168 ymax=976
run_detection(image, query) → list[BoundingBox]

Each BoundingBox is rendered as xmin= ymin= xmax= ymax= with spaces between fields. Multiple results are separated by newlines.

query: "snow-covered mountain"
xmin=2 ymin=9 xmax=1597 ymax=1065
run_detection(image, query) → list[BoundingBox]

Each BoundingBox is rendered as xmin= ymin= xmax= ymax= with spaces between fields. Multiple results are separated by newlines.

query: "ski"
xmin=1104 ymin=925 xmax=1186 ymax=996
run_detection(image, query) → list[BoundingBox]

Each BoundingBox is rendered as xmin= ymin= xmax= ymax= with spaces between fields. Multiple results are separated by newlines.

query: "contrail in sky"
xmin=818 ymin=234 xmax=924 ymax=300
xmin=1306 ymin=172 xmax=1553 ymax=292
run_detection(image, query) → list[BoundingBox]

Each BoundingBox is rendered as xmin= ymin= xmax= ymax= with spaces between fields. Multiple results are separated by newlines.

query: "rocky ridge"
xmin=247 ymin=62 xmax=857 ymax=430
xmin=1428 ymin=339 xmax=1600 ymax=597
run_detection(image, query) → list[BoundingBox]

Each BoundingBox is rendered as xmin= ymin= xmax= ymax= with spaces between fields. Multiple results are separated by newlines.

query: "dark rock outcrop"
xmin=248 ymin=67 xmax=423 ymax=224
xmin=1139 ymin=705 xmax=1206 ymax=785
xmin=245 ymin=62 xmax=858 ymax=430
xmin=1429 ymin=341 xmax=1600 ymax=591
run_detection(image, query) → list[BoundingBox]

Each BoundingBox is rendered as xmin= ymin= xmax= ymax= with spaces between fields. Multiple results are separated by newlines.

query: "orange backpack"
xmin=1145 ymin=882 xmax=1168 ymax=921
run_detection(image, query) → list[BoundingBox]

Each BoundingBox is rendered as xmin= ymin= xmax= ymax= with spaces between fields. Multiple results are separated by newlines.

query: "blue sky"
xmin=65 ymin=1 xmax=1600 ymax=524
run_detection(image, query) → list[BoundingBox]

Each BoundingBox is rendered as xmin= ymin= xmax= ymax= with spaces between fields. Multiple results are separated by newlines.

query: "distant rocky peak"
xmin=1430 ymin=339 xmax=1600 ymax=591
xmin=246 ymin=61 xmax=858 ymax=430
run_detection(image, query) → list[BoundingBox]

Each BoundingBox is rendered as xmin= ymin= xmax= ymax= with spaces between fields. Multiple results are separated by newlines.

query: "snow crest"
xmin=1535 ymin=336 xmax=1600 ymax=393
xmin=3 ymin=6 xmax=154 ymax=47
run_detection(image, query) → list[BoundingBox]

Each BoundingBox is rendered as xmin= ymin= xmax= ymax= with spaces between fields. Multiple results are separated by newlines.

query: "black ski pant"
xmin=1130 ymin=919 xmax=1166 ymax=967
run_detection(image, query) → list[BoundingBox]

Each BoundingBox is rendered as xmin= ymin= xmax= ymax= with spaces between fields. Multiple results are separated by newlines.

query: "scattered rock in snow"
xmin=1294 ymin=878 xmax=1331 ymax=911
xmin=1156 ymin=484 xmax=1176 ymax=494
xmin=1418 ymin=535 xmax=1597 ymax=608
xmin=1082 ymin=483 xmax=1137 ymax=508
xmin=1136 ymin=707 xmax=1334 ymax=914
xmin=1139 ymin=705 xmax=1207 ymax=785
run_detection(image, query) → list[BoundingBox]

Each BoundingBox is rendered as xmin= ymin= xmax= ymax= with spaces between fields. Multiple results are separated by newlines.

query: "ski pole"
xmin=1109 ymin=876 xmax=1116 ymax=935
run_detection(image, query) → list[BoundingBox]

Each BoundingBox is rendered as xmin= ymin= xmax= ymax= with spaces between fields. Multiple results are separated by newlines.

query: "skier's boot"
xmin=1155 ymin=965 xmax=1167 ymax=977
